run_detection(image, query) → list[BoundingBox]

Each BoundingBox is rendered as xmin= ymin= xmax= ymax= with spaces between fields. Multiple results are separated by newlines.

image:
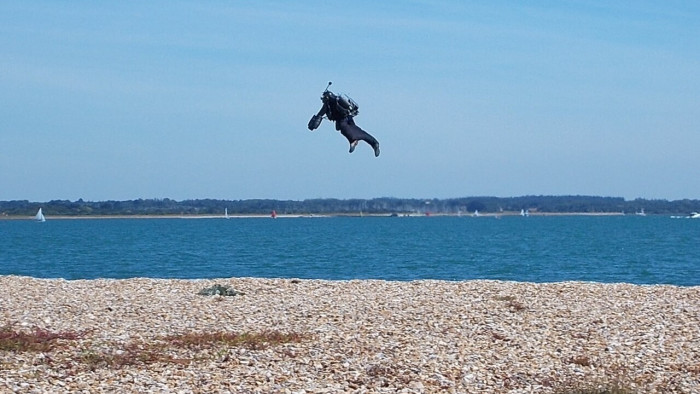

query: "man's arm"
xmin=308 ymin=105 xmax=326 ymax=130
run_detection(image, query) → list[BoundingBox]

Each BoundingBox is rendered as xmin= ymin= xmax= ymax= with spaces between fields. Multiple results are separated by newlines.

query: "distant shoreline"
xmin=3 ymin=196 xmax=696 ymax=219
xmin=0 ymin=212 xmax=627 ymax=220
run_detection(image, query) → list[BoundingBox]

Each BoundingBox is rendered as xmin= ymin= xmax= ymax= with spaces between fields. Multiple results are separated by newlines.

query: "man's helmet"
xmin=321 ymin=91 xmax=335 ymax=102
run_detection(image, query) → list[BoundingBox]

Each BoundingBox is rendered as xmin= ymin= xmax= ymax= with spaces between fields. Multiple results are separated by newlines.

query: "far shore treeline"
xmin=2 ymin=196 xmax=699 ymax=217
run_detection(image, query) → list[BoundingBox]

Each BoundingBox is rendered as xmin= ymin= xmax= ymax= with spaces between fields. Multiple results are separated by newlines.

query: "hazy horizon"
xmin=4 ymin=194 xmax=698 ymax=204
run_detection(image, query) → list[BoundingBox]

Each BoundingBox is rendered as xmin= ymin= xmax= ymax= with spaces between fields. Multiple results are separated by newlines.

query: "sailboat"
xmin=224 ymin=208 xmax=230 ymax=219
xmin=35 ymin=208 xmax=46 ymax=222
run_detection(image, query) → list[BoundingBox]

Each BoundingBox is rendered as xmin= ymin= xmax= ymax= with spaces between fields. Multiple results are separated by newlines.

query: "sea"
xmin=1 ymin=215 xmax=698 ymax=286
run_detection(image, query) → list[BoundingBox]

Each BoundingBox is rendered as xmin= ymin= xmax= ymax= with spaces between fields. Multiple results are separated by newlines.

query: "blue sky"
xmin=1 ymin=1 xmax=698 ymax=202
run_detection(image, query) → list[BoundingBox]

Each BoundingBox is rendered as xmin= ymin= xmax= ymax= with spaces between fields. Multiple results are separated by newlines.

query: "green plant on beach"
xmin=197 ymin=284 xmax=244 ymax=296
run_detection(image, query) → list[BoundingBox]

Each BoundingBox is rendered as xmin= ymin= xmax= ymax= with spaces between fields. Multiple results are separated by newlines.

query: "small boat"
xmin=35 ymin=208 xmax=46 ymax=222
xmin=271 ymin=210 xmax=277 ymax=219
xmin=635 ymin=208 xmax=646 ymax=216
xmin=690 ymin=212 xmax=700 ymax=219
xmin=224 ymin=208 xmax=230 ymax=219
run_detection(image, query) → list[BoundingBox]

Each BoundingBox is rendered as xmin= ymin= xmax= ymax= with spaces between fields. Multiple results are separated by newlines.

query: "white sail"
xmin=224 ymin=208 xmax=230 ymax=219
xmin=35 ymin=208 xmax=46 ymax=222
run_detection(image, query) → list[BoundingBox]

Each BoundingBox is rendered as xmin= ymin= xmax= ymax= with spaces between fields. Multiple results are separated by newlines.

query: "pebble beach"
xmin=1 ymin=276 xmax=698 ymax=393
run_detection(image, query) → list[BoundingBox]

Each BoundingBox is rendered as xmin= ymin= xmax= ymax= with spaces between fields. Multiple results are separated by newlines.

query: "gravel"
xmin=1 ymin=276 xmax=698 ymax=393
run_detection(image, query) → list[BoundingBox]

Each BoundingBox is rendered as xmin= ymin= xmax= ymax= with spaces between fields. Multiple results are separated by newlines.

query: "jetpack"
xmin=308 ymin=82 xmax=359 ymax=130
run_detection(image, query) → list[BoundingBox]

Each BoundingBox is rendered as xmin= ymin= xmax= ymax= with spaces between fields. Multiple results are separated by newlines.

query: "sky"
xmin=1 ymin=1 xmax=699 ymax=202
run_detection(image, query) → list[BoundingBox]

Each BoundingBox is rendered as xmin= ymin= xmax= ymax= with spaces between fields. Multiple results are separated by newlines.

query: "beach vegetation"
xmin=197 ymin=284 xmax=244 ymax=296
xmin=551 ymin=366 xmax=639 ymax=394
xmin=0 ymin=324 xmax=87 ymax=352
xmin=553 ymin=380 xmax=636 ymax=394
xmin=162 ymin=330 xmax=305 ymax=351
xmin=0 ymin=324 xmax=306 ymax=371
xmin=78 ymin=330 xmax=306 ymax=370
xmin=494 ymin=295 xmax=527 ymax=311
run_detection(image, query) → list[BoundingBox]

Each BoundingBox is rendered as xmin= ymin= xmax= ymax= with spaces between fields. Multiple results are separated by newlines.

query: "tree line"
xmin=1 ymin=196 xmax=699 ymax=217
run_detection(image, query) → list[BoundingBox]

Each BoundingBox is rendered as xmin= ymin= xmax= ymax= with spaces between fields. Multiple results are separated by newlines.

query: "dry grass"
xmin=553 ymin=381 xmax=637 ymax=394
xmin=1 ymin=324 xmax=307 ymax=371
xmin=0 ymin=323 xmax=87 ymax=352
xmin=494 ymin=294 xmax=527 ymax=311
xmin=162 ymin=330 xmax=305 ymax=351
xmin=570 ymin=355 xmax=593 ymax=367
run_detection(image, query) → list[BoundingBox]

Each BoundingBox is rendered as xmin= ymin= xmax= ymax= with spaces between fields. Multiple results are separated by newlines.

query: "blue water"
xmin=1 ymin=216 xmax=698 ymax=285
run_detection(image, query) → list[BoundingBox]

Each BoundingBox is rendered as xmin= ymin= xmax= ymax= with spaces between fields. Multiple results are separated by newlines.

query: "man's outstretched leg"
xmin=338 ymin=117 xmax=380 ymax=157
xmin=358 ymin=132 xmax=380 ymax=157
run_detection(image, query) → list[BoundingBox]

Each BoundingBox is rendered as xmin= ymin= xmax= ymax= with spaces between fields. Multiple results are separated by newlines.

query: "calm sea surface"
xmin=1 ymin=216 xmax=698 ymax=285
